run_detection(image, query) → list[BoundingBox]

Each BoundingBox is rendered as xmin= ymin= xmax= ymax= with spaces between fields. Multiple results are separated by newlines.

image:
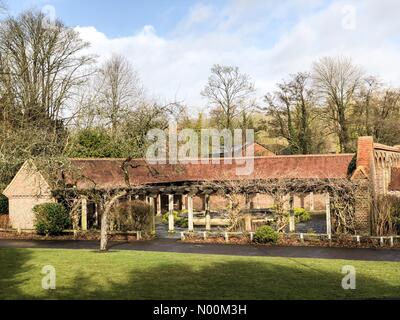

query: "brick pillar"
xmin=354 ymin=182 xmax=371 ymax=235
xmin=353 ymin=137 xmax=375 ymax=236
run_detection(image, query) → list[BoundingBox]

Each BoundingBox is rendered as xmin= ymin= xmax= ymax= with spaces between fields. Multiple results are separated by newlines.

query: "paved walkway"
xmin=1 ymin=239 xmax=400 ymax=262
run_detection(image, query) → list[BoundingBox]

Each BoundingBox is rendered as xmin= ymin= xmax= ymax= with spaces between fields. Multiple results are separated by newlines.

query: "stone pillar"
xmin=289 ymin=194 xmax=295 ymax=232
xmin=325 ymin=193 xmax=332 ymax=236
xmin=81 ymin=196 xmax=88 ymax=231
xmin=157 ymin=194 xmax=162 ymax=216
xmin=205 ymin=194 xmax=211 ymax=231
xmin=168 ymin=194 xmax=174 ymax=232
xmin=188 ymin=195 xmax=194 ymax=232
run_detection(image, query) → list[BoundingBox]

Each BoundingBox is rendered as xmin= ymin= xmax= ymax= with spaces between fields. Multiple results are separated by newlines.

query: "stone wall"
xmin=8 ymin=195 xmax=55 ymax=230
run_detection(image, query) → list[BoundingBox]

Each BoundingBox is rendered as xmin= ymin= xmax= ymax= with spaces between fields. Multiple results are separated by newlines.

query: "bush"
xmin=253 ymin=225 xmax=279 ymax=244
xmin=34 ymin=203 xmax=71 ymax=236
xmin=111 ymin=200 xmax=152 ymax=232
xmin=66 ymin=128 xmax=124 ymax=158
xmin=162 ymin=210 xmax=188 ymax=228
xmin=0 ymin=195 xmax=9 ymax=214
xmin=373 ymin=195 xmax=400 ymax=236
xmin=294 ymin=208 xmax=311 ymax=223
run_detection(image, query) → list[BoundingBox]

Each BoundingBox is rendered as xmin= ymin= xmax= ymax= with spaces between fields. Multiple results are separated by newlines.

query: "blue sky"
xmin=8 ymin=0 xmax=228 ymax=37
xmin=4 ymin=0 xmax=400 ymax=109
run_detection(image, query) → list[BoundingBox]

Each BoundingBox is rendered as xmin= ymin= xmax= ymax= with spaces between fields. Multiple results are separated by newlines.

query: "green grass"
xmin=0 ymin=248 xmax=399 ymax=300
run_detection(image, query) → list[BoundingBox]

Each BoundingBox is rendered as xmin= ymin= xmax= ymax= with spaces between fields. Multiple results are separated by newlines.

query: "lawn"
xmin=0 ymin=248 xmax=399 ymax=300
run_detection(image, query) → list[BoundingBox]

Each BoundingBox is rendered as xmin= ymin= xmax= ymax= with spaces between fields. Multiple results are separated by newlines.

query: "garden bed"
xmin=0 ymin=229 xmax=150 ymax=241
xmin=181 ymin=231 xmax=400 ymax=249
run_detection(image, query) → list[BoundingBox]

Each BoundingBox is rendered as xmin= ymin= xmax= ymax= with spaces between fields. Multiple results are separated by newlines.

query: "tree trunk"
xmin=99 ymin=191 xmax=128 ymax=252
xmin=99 ymin=201 xmax=108 ymax=252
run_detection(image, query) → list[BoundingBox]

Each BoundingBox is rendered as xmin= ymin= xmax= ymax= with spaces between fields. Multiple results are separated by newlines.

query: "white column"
xmin=289 ymin=194 xmax=295 ymax=232
xmin=205 ymin=194 xmax=211 ymax=231
xmin=188 ymin=195 xmax=194 ymax=232
xmin=245 ymin=194 xmax=252 ymax=232
xmin=149 ymin=197 xmax=156 ymax=234
xmin=325 ymin=193 xmax=332 ymax=236
xmin=81 ymin=196 xmax=88 ymax=231
xmin=168 ymin=194 xmax=174 ymax=232
xmin=157 ymin=194 xmax=162 ymax=216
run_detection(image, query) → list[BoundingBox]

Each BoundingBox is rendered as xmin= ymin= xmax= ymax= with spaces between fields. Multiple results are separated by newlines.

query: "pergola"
xmin=58 ymin=178 xmax=358 ymax=236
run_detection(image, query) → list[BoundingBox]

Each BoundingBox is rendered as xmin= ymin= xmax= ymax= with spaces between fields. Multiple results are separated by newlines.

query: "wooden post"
xmin=250 ymin=232 xmax=254 ymax=242
xmin=188 ymin=195 xmax=194 ymax=232
xmin=157 ymin=194 xmax=162 ymax=216
xmin=205 ymin=194 xmax=211 ymax=231
xmin=289 ymin=194 xmax=295 ymax=233
xmin=168 ymin=194 xmax=174 ymax=232
xmin=81 ymin=196 xmax=88 ymax=231
xmin=325 ymin=193 xmax=332 ymax=236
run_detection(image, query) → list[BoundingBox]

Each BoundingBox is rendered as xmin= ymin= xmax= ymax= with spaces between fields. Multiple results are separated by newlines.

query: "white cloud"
xmin=75 ymin=0 xmax=400 ymax=112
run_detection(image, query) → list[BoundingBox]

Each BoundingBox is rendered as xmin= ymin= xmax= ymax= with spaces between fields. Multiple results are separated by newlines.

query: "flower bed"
xmin=181 ymin=231 xmax=400 ymax=249
xmin=0 ymin=229 xmax=150 ymax=241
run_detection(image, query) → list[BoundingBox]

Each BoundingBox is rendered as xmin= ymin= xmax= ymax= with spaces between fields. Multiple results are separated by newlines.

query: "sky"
xmin=5 ymin=0 xmax=400 ymax=111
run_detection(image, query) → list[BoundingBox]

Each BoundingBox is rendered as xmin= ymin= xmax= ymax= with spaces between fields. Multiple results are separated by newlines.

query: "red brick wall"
xmin=356 ymin=136 xmax=374 ymax=175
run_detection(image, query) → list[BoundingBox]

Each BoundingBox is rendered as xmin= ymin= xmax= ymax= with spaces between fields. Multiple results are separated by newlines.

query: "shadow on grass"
xmin=58 ymin=258 xmax=398 ymax=300
xmin=1 ymin=249 xmax=398 ymax=300
xmin=0 ymin=249 xmax=33 ymax=299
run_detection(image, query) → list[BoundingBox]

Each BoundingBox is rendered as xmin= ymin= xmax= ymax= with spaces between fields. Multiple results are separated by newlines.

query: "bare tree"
xmin=0 ymin=11 xmax=94 ymax=131
xmin=96 ymin=54 xmax=143 ymax=135
xmin=353 ymin=78 xmax=400 ymax=146
xmin=313 ymin=56 xmax=363 ymax=152
xmin=0 ymin=10 xmax=93 ymax=189
xmin=201 ymin=64 xmax=256 ymax=130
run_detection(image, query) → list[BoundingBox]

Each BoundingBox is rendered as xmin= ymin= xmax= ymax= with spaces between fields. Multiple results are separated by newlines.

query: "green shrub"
xmin=34 ymin=203 xmax=71 ymax=236
xmin=66 ymin=128 xmax=124 ymax=158
xmin=294 ymin=208 xmax=311 ymax=223
xmin=111 ymin=200 xmax=151 ymax=232
xmin=162 ymin=210 xmax=188 ymax=228
xmin=253 ymin=225 xmax=279 ymax=244
xmin=0 ymin=194 xmax=8 ymax=214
